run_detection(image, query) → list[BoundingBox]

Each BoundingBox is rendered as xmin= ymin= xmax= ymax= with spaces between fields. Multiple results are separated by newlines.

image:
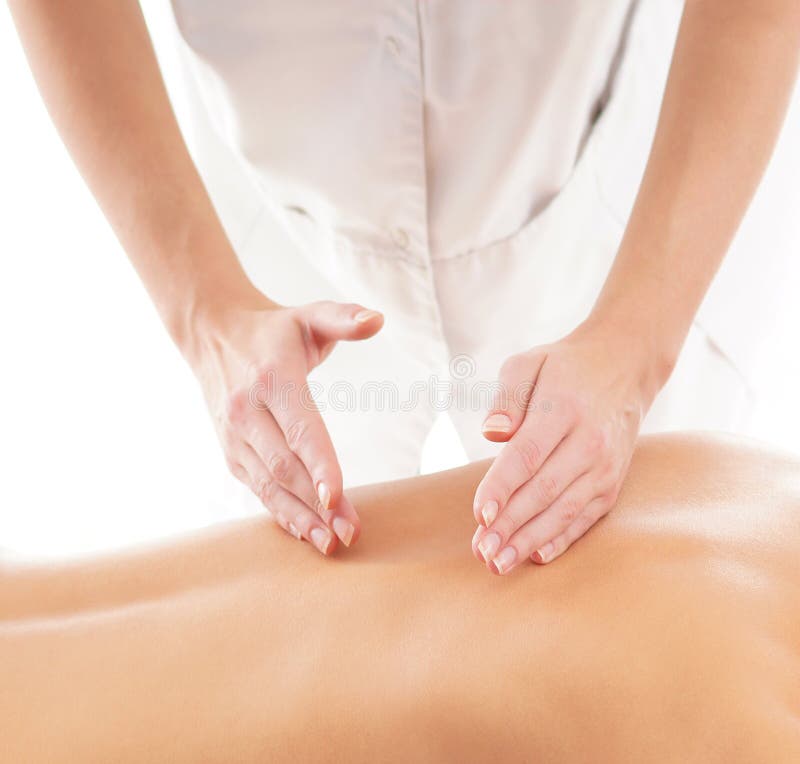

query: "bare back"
xmin=2 ymin=433 xmax=799 ymax=761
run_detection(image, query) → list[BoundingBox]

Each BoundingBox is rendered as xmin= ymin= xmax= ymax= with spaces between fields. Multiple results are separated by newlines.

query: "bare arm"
xmin=590 ymin=0 xmax=800 ymax=372
xmin=476 ymin=0 xmax=800 ymax=570
xmin=8 ymin=0 xmax=383 ymax=547
xmin=7 ymin=0 xmax=260 ymax=347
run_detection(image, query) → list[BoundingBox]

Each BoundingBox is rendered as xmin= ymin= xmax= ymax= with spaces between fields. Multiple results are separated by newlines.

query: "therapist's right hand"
xmin=188 ymin=296 xmax=384 ymax=555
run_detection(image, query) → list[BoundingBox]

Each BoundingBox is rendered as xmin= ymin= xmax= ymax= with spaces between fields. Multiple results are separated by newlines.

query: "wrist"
xmin=171 ymin=281 xmax=280 ymax=368
xmin=575 ymin=308 xmax=679 ymax=407
xmin=131 ymin=208 xmax=280 ymax=364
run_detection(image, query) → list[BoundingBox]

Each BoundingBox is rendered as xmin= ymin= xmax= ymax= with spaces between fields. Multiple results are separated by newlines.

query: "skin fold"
xmin=1 ymin=432 xmax=799 ymax=762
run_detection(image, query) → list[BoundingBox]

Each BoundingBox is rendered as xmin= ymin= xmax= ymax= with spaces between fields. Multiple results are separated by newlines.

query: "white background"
xmin=1 ymin=3 xmax=799 ymax=559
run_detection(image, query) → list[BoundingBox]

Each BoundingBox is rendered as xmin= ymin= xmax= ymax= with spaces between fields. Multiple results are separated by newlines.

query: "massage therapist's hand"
xmin=188 ymin=294 xmax=383 ymax=555
xmin=472 ymin=319 xmax=666 ymax=574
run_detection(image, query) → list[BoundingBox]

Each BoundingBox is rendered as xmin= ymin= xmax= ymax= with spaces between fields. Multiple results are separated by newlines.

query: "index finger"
xmin=269 ymin=374 xmax=345 ymax=514
xmin=473 ymin=401 xmax=574 ymax=526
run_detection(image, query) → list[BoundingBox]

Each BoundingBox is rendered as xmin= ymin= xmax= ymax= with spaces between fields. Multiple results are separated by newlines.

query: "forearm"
xmin=8 ymin=0 xmax=268 ymax=354
xmin=589 ymin=0 xmax=800 ymax=390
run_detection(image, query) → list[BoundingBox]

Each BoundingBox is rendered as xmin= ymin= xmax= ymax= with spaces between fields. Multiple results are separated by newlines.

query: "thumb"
xmin=301 ymin=300 xmax=384 ymax=349
xmin=482 ymin=351 xmax=546 ymax=443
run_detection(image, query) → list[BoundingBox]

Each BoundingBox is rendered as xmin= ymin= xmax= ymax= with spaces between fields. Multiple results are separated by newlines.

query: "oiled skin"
xmin=1 ymin=433 xmax=799 ymax=762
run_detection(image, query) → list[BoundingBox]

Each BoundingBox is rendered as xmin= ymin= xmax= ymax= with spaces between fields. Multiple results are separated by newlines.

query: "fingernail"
xmin=493 ymin=546 xmax=517 ymax=575
xmin=472 ymin=526 xmax=485 ymax=561
xmin=480 ymin=499 xmax=499 ymax=527
xmin=274 ymin=512 xmax=288 ymax=530
xmin=332 ymin=516 xmax=355 ymax=546
xmin=482 ymin=413 xmax=512 ymax=434
xmin=310 ymin=527 xmax=333 ymax=555
xmin=316 ymin=481 xmax=331 ymax=511
xmin=288 ymin=522 xmax=302 ymax=540
xmin=533 ymin=543 xmax=553 ymax=564
xmin=353 ymin=309 xmax=382 ymax=323
xmin=478 ymin=531 xmax=501 ymax=561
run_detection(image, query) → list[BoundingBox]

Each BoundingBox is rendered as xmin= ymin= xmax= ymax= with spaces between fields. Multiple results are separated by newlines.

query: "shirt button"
xmin=385 ymin=35 xmax=402 ymax=56
xmin=390 ymin=227 xmax=410 ymax=250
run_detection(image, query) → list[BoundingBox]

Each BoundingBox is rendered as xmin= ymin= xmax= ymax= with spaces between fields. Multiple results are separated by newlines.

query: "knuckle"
xmin=576 ymin=511 xmax=598 ymax=536
xmin=533 ymin=473 xmax=559 ymax=506
xmin=598 ymin=460 xmax=619 ymax=485
xmin=255 ymin=476 xmax=269 ymax=502
xmin=583 ymin=427 xmax=608 ymax=457
xmin=285 ymin=419 xmax=309 ymax=451
xmin=292 ymin=513 xmax=313 ymax=536
xmin=560 ymin=495 xmax=583 ymax=525
xmin=225 ymin=392 xmax=248 ymax=425
xmin=267 ymin=451 xmax=291 ymax=481
xmin=499 ymin=354 xmax=536 ymax=406
xmin=509 ymin=435 xmax=542 ymax=474
xmin=255 ymin=476 xmax=277 ymax=505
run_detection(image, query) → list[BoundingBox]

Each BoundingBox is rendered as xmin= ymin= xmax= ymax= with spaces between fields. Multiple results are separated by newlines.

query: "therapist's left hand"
xmin=471 ymin=319 xmax=667 ymax=574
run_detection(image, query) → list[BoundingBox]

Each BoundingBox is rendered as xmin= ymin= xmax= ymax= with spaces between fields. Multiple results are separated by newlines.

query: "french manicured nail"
xmin=332 ymin=516 xmax=355 ymax=546
xmin=310 ymin=527 xmax=333 ymax=555
xmin=316 ymin=481 xmax=331 ymax=511
xmin=473 ymin=526 xmax=485 ymax=560
xmin=354 ymin=309 xmax=382 ymax=323
xmin=533 ymin=543 xmax=553 ymax=564
xmin=478 ymin=531 xmax=501 ymax=561
xmin=481 ymin=500 xmax=499 ymax=527
xmin=493 ymin=546 xmax=517 ymax=575
xmin=482 ymin=413 xmax=512 ymax=434
xmin=288 ymin=522 xmax=302 ymax=540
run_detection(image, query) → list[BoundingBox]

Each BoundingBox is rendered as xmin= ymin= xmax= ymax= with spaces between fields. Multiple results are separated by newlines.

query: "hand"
xmin=471 ymin=320 xmax=666 ymax=574
xmin=188 ymin=294 xmax=383 ymax=555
